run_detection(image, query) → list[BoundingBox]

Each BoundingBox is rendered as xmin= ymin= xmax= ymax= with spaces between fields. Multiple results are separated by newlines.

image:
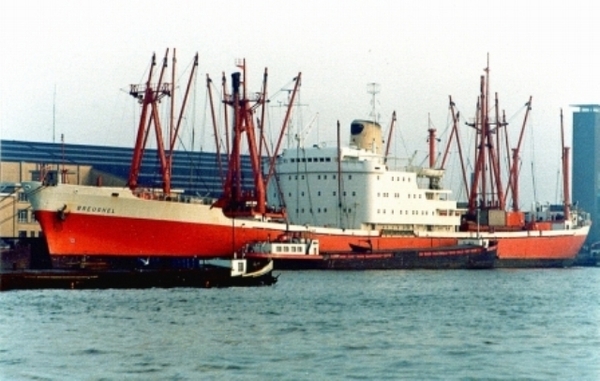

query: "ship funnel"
xmin=231 ymin=72 xmax=241 ymax=94
xmin=350 ymin=119 xmax=383 ymax=153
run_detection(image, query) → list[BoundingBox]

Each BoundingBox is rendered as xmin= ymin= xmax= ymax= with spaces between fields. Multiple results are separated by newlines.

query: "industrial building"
xmin=572 ymin=105 xmax=600 ymax=246
xmin=0 ymin=140 xmax=249 ymax=238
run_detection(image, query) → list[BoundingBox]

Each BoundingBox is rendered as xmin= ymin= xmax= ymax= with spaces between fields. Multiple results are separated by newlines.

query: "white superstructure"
xmin=268 ymin=120 xmax=464 ymax=233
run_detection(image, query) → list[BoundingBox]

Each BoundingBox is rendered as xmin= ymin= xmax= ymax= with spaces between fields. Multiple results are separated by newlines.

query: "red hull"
xmin=36 ymin=210 xmax=587 ymax=264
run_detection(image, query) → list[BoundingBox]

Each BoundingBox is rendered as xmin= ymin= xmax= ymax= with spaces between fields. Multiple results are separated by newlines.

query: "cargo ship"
xmin=22 ymin=51 xmax=590 ymax=267
xmin=242 ymin=233 xmax=497 ymax=270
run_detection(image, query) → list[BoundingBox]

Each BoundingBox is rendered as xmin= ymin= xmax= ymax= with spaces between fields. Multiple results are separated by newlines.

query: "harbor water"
xmin=1 ymin=268 xmax=599 ymax=380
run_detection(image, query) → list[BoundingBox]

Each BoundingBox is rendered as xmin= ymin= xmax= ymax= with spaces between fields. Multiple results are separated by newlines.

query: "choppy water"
xmin=1 ymin=268 xmax=599 ymax=380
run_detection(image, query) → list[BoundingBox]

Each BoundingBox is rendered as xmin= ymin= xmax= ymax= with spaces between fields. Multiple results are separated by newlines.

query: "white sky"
xmin=1 ymin=0 xmax=599 ymax=205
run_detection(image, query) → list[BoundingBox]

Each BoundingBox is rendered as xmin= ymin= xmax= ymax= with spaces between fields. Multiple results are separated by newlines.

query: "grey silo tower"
xmin=572 ymin=104 xmax=600 ymax=245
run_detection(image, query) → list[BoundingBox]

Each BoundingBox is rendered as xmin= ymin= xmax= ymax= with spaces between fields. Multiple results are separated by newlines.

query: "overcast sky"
xmin=1 ymin=0 xmax=598 ymax=205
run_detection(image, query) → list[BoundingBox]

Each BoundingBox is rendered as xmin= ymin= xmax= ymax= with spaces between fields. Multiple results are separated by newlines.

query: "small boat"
xmin=243 ymin=233 xmax=497 ymax=270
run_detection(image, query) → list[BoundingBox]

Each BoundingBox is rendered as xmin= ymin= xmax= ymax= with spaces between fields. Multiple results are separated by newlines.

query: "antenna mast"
xmin=367 ymin=83 xmax=380 ymax=124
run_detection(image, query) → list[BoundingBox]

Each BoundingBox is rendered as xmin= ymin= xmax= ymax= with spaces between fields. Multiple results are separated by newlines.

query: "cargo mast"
xmin=127 ymin=49 xmax=198 ymax=195
xmin=213 ymin=60 xmax=300 ymax=220
xmin=462 ymin=59 xmax=531 ymax=217
xmin=560 ymin=109 xmax=571 ymax=218
xmin=466 ymin=60 xmax=507 ymax=214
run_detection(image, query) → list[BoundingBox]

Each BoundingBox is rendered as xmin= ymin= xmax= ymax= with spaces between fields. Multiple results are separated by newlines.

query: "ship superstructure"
xmin=271 ymin=120 xmax=462 ymax=234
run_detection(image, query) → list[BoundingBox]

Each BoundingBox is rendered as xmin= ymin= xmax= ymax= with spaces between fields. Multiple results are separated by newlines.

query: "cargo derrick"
xmin=128 ymin=49 xmax=198 ymax=196
xmin=445 ymin=58 xmax=534 ymax=232
xmin=212 ymin=59 xmax=301 ymax=220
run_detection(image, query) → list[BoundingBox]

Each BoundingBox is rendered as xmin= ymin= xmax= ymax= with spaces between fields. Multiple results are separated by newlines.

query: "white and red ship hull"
xmin=23 ymin=182 xmax=589 ymax=267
